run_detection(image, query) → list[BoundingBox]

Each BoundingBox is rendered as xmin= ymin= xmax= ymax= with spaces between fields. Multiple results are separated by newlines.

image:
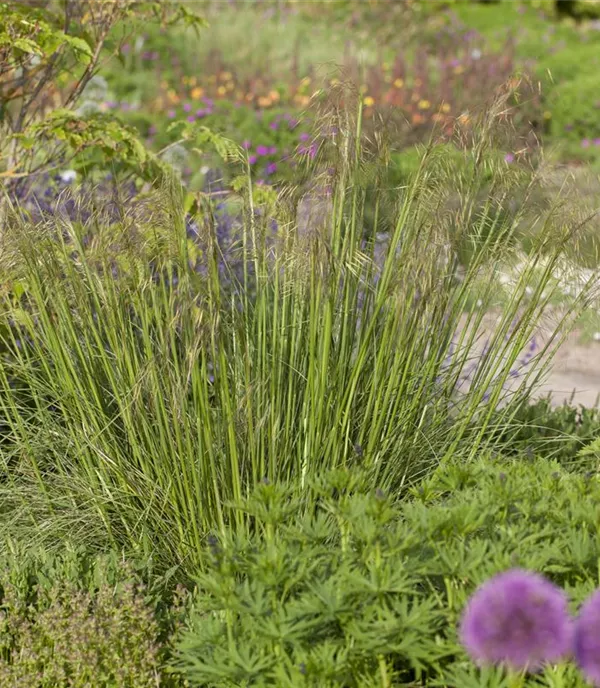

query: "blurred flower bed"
xmin=93 ymin=10 xmax=545 ymax=191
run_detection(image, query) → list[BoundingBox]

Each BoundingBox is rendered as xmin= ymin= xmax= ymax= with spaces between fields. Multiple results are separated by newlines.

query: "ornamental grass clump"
xmin=0 ymin=91 xmax=597 ymax=576
xmin=459 ymin=569 xmax=573 ymax=673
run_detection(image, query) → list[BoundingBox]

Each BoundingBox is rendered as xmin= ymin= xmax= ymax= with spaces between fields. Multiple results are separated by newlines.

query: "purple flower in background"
xmin=299 ymin=132 xmax=310 ymax=142
xmin=460 ymin=569 xmax=572 ymax=671
xmin=121 ymin=43 xmax=131 ymax=54
xmin=256 ymin=145 xmax=269 ymax=156
xmin=249 ymin=155 xmax=257 ymax=165
xmin=268 ymin=146 xmax=277 ymax=155
xmin=148 ymin=125 xmax=157 ymax=135
xmin=594 ymin=138 xmax=600 ymax=147
xmin=575 ymin=590 xmax=600 ymax=686
xmin=582 ymin=139 xmax=591 ymax=149
xmin=265 ymin=162 xmax=277 ymax=175
xmin=196 ymin=109 xmax=207 ymax=118
xmin=269 ymin=121 xmax=279 ymax=130
xmin=242 ymin=140 xmax=252 ymax=150
xmin=504 ymin=153 xmax=515 ymax=164
xmin=187 ymin=115 xmax=195 ymax=123
xmin=183 ymin=103 xmax=192 ymax=112
xmin=167 ymin=110 xmax=176 ymax=119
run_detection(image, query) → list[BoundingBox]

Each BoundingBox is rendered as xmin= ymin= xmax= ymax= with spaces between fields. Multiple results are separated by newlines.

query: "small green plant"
xmin=0 ymin=546 xmax=189 ymax=687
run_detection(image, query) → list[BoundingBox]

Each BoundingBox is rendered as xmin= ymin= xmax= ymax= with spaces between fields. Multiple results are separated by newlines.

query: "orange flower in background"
xmin=191 ymin=87 xmax=204 ymax=99
xmin=393 ymin=78 xmax=404 ymax=88
xmin=440 ymin=102 xmax=451 ymax=113
xmin=363 ymin=95 xmax=375 ymax=107
xmin=418 ymin=99 xmax=431 ymax=110
xmin=458 ymin=113 xmax=470 ymax=125
xmin=412 ymin=113 xmax=425 ymax=124
xmin=258 ymin=96 xmax=272 ymax=107
xmin=269 ymin=90 xmax=280 ymax=102
xmin=217 ymin=86 xmax=227 ymax=96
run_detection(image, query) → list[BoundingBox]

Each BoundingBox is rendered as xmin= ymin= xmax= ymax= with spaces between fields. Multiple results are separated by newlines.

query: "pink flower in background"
xmin=183 ymin=103 xmax=192 ymax=112
xmin=582 ymin=139 xmax=591 ymax=149
xmin=504 ymin=153 xmax=515 ymax=164
xmin=167 ymin=110 xmax=176 ymax=119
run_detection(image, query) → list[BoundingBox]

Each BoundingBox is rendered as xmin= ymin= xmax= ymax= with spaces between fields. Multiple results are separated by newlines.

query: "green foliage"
xmin=176 ymin=457 xmax=600 ymax=687
xmin=0 ymin=546 xmax=188 ymax=687
xmin=0 ymin=0 xmax=206 ymax=185
xmin=176 ymin=472 xmax=448 ymax=687
xmin=546 ymin=73 xmax=600 ymax=159
xmin=536 ymin=43 xmax=600 ymax=86
xmin=500 ymin=396 xmax=600 ymax=465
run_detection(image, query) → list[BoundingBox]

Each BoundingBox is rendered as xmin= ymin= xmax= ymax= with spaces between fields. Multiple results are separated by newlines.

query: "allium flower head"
xmin=575 ymin=589 xmax=600 ymax=685
xmin=460 ymin=569 xmax=572 ymax=671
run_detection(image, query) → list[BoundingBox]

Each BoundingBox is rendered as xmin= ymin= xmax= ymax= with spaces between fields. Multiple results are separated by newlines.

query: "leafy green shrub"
xmin=0 ymin=547 xmax=188 ymax=687
xmin=176 ymin=459 xmax=600 ymax=687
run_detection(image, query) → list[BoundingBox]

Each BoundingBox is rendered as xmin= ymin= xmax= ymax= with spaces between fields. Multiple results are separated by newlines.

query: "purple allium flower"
xmin=582 ymin=139 xmax=591 ymax=149
xmin=167 ymin=110 xmax=176 ymax=119
xmin=268 ymin=146 xmax=277 ymax=155
xmin=256 ymin=145 xmax=269 ymax=156
xmin=183 ymin=103 xmax=192 ymax=112
xmin=460 ymin=569 xmax=572 ymax=672
xmin=299 ymin=132 xmax=310 ymax=142
xmin=187 ymin=115 xmax=195 ymax=123
xmin=196 ymin=109 xmax=206 ymax=118
xmin=574 ymin=590 xmax=600 ymax=685
xmin=249 ymin=155 xmax=257 ymax=165
xmin=265 ymin=162 xmax=277 ymax=175
xmin=242 ymin=140 xmax=252 ymax=150
xmin=504 ymin=153 xmax=515 ymax=164
xmin=269 ymin=121 xmax=279 ymax=130
xmin=594 ymin=138 xmax=600 ymax=147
